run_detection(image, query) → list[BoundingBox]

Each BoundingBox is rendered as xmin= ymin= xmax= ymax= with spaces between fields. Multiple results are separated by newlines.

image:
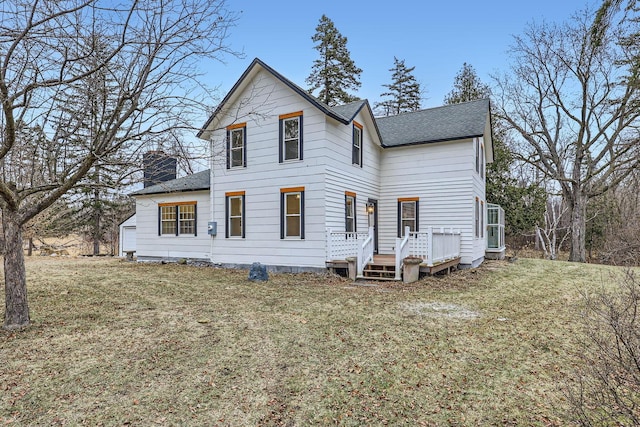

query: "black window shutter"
xmin=298 ymin=115 xmax=303 ymax=161
xmin=280 ymin=192 xmax=285 ymax=239
xmin=225 ymin=196 xmax=229 ymax=238
xmin=300 ymin=191 xmax=305 ymax=239
xmin=225 ymin=129 xmax=230 ymax=169
xmin=352 ymin=126 xmax=357 ymax=164
xmin=194 ymin=204 xmax=198 ymax=236
xmin=243 ymin=127 xmax=247 ymax=168
xmin=344 ymin=194 xmax=348 ymax=231
xmin=175 ymin=206 xmax=179 ymax=236
xmin=415 ymin=201 xmax=419 ymax=232
xmin=354 ymin=196 xmax=357 ymax=232
xmin=397 ymin=201 xmax=401 ymax=238
xmin=158 ymin=206 xmax=161 ymax=236
xmin=241 ymin=195 xmax=246 ymax=238
xmin=278 ymin=119 xmax=283 ymax=163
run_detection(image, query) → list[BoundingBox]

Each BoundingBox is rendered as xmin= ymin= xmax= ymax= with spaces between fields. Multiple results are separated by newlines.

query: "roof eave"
xmin=384 ymin=134 xmax=484 ymax=149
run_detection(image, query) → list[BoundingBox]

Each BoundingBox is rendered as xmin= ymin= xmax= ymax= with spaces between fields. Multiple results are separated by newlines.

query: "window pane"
xmin=402 ymin=202 xmax=415 ymax=219
xmin=230 ymin=197 xmax=242 ymax=216
xmin=162 ymin=221 xmax=176 ymax=235
xmin=285 ymin=139 xmax=298 ymax=160
xmin=346 ymin=218 xmax=355 ymax=233
xmin=354 ymin=127 xmax=361 ymax=147
xmin=284 ymin=118 xmax=299 ymax=139
xmin=231 ymin=149 xmax=243 ymax=167
xmin=286 ymin=193 xmax=300 ymax=214
xmin=286 ymin=216 xmax=300 ymax=237
xmin=161 ymin=206 xmax=175 ymax=221
xmin=402 ymin=219 xmax=415 ymax=232
xmin=231 ymin=129 xmax=243 ymax=148
xmin=230 ymin=217 xmax=242 ymax=236
xmin=346 ymin=197 xmax=354 ymax=217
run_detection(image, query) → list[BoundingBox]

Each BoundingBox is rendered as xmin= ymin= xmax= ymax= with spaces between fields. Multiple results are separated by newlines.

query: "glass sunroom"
xmin=486 ymin=203 xmax=506 ymax=259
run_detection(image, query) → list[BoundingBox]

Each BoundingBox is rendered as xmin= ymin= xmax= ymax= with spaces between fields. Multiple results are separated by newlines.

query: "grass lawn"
xmin=0 ymin=257 xmax=627 ymax=425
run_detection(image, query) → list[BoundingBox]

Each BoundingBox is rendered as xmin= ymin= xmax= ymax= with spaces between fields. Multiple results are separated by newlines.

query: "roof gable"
xmin=198 ymin=58 xmax=351 ymax=140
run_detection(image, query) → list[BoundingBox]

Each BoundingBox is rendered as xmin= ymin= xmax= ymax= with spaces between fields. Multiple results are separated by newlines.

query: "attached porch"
xmin=326 ymin=226 xmax=462 ymax=282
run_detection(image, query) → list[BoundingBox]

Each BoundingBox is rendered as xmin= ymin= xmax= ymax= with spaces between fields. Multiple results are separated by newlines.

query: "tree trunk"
xmin=569 ymin=192 xmax=588 ymax=263
xmin=3 ymin=212 xmax=30 ymax=329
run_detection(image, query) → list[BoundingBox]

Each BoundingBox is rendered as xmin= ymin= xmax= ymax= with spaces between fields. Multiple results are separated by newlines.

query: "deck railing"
xmin=409 ymin=227 xmax=461 ymax=266
xmin=326 ymin=229 xmax=370 ymax=261
xmin=326 ymin=226 xmax=461 ymax=271
xmin=357 ymin=228 xmax=374 ymax=278
xmin=395 ymin=226 xmax=411 ymax=280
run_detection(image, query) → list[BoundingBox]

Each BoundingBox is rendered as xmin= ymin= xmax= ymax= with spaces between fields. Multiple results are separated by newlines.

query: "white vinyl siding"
xmin=380 ymin=138 xmax=484 ymax=265
xmin=208 ymin=70 xmax=326 ymax=268
xmin=135 ymin=191 xmax=210 ymax=261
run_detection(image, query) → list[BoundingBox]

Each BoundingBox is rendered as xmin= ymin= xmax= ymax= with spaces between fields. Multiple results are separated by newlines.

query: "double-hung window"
xmin=345 ymin=192 xmax=356 ymax=233
xmin=158 ymin=202 xmax=197 ymax=236
xmin=397 ymin=198 xmax=419 ymax=237
xmin=225 ymin=191 xmax=245 ymax=238
xmin=279 ymin=112 xmax=303 ymax=162
xmin=280 ymin=187 xmax=305 ymax=239
xmin=352 ymin=122 xmax=363 ymax=167
xmin=475 ymin=197 xmax=480 ymax=238
xmin=226 ymin=123 xmax=246 ymax=169
xmin=480 ymin=200 xmax=484 ymax=238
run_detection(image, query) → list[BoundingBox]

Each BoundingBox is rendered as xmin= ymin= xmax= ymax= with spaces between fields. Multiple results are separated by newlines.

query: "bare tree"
xmin=492 ymin=7 xmax=640 ymax=263
xmin=0 ymin=0 xmax=239 ymax=330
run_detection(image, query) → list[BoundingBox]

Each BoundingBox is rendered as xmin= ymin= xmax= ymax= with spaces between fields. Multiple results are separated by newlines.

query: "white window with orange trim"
xmin=280 ymin=187 xmax=304 ymax=239
xmin=352 ymin=122 xmax=363 ymax=166
xmin=279 ymin=112 xmax=303 ymax=162
xmin=398 ymin=197 xmax=419 ymax=237
xmin=158 ymin=202 xmax=197 ymax=236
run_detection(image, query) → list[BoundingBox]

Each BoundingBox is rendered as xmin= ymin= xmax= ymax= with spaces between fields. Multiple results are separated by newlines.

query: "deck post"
xmin=326 ymin=228 xmax=332 ymax=261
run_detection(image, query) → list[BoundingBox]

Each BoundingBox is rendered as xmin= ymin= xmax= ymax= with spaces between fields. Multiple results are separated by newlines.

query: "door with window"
xmin=367 ymin=198 xmax=379 ymax=254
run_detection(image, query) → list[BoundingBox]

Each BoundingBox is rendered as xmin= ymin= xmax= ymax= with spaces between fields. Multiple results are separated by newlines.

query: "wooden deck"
xmin=326 ymin=254 xmax=460 ymax=280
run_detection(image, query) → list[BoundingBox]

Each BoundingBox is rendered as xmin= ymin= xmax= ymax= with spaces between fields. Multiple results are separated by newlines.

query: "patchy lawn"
xmin=0 ymin=257 xmax=626 ymax=425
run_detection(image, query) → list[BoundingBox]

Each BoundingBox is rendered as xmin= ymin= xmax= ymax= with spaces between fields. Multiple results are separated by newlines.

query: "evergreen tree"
xmin=444 ymin=62 xmax=491 ymax=105
xmin=375 ymin=57 xmax=422 ymax=116
xmin=306 ymin=15 xmax=362 ymax=106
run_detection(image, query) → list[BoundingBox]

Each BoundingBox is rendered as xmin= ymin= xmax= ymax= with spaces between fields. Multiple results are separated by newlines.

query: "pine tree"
xmin=444 ymin=63 xmax=491 ymax=105
xmin=306 ymin=15 xmax=362 ymax=106
xmin=375 ymin=57 xmax=422 ymax=116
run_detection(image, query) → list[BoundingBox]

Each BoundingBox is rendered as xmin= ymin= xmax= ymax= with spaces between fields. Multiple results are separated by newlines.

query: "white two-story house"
xmin=128 ymin=58 xmax=504 ymax=279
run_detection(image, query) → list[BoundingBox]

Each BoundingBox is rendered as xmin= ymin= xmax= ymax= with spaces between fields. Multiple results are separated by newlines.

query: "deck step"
xmin=362 ymin=261 xmax=398 ymax=280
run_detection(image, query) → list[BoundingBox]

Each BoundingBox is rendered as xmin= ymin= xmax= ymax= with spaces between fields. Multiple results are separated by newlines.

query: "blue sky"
xmin=202 ymin=0 xmax=591 ymax=109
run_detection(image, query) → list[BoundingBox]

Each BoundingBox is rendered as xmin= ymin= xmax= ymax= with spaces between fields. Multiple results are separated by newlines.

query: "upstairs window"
xmin=397 ymin=198 xmax=419 ymax=237
xmin=352 ymin=122 xmax=363 ymax=167
xmin=226 ymin=123 xmax=246 ymax=169
xmin=158 ymin=202 xmax=197 ymax=236
xmin=225 ymin=191 xmax=245 ymax=238
xmin=280 ymin=187 xmax=305 ymax=239
xmin=345 ymin=192 xmax=356 ymax=233
xmin=279 ymin=112 xmax=303 ymax=162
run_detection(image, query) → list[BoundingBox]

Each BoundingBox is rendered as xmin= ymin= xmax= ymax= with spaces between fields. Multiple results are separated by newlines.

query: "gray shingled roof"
xmin=131 ymin=169 xmax=210 ymax=196
xmin=376 ymin=98 xmax=490 ymax=147
xmin=331 ymin=100 xmax=367 ymax=122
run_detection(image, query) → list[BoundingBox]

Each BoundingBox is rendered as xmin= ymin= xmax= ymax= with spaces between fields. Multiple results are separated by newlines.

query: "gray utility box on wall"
xmin=208 ymin=222 xmax=217 ymax=236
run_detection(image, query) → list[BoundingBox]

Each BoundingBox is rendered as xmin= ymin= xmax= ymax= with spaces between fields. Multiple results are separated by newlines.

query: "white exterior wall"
xmin=324 ymin=110 xmax=382 ymax=235
xmin=207 ymin=70 xmax=328 ymax=269
xmin=135 ymin=191 xmax=211 ymax=260
xmin=379 ymin=138 xmax=486 ymax=265
xmin=472 ymin=136 xmax=488 ymax=266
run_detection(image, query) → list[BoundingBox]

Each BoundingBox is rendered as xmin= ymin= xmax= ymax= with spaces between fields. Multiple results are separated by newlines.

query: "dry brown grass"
xmin=0 ymin=256 xmax=626 ymax=425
